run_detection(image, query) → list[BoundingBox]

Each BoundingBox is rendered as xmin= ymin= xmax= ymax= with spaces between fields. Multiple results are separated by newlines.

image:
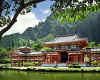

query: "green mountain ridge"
xmin=0 ymin=12 xmax=100 ymax=48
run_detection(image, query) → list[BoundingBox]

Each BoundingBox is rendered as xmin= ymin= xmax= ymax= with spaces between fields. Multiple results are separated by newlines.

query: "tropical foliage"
xmin=40 ymin=47 xmax=53 ymax=52
xmin=1 ymin=0 xmax=100 ymax=38
xmin=1 ymin=12 xmax=100 ymax=48
xmin=0 ymin=0 xmax=45 ymax=38
xmin=52 ymin=0 xmax=100 ymax=22
xmin=0 ymin=47 xmax=10 ymax=63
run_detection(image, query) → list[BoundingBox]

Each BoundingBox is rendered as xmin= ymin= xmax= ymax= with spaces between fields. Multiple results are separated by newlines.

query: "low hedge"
xmin=1 ymin=66 xmax=100 ymax=72
xmin=34 ymin=67 xmax=100 ymax=72
xmin=68 ymin=64 xmax=81 ymax=68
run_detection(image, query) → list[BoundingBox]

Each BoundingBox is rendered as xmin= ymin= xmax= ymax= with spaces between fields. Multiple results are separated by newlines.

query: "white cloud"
xmin=2 ymin=12 xmax=41 ymax=35
xmin=78 ymin=0 xmax=83 ymax=2
xmin=0 ymin=9 xmax=51 ymax=36
xmin=42 ymin=9 xmax=50 ymax=14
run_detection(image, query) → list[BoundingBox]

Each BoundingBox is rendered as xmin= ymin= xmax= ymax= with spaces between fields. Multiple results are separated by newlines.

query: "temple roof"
xmin=42 ymin=35 xmax=88 ymax=45
xmin=85 ymin=48 xmax=100 ymax=53
xmin=18 ymin=46 xmax=32 ymax=50
xmin=17 ymin=51 xmax=43 ymax=55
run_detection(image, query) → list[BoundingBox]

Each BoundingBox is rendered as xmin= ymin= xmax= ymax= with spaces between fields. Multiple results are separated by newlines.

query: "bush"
xmin=40 ymin=47 xmax=53 ymax=52
xmin=68 ymin=64 xmax=81 ymax=68
xmin=91 ymin=60 xmax=97 ymax=66
xmin=0 ymin=58 xmax=10 ymax=64
xmin=0 ymin=48 xmax=8 ymax=59
xmin=23 ymin=62 xmax=33 ymax=66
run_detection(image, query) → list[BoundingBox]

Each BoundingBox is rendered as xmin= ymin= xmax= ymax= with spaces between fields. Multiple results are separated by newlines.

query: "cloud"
xmin=2 ymin=12 xmax=40 ymax=35
xmin=0 ymin=1 xmax=53 ymax=36
xmin=42 ymin=9 xmax=50 ymax=14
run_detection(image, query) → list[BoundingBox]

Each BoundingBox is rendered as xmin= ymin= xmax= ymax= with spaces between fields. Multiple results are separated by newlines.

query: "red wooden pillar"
xmin=79 ymin=54 xmax=82 ymax=64
xmin=81 ymin=54 xmax=84 ymax=64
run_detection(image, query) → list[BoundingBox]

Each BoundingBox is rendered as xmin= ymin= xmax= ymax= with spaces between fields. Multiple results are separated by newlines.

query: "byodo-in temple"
xmin=9 ymin=35 xmax=100 ymax=66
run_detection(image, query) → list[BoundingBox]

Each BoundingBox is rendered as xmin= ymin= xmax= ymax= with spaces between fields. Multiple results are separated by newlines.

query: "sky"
xmin=0 ymin=0 xmax=53 ymax=36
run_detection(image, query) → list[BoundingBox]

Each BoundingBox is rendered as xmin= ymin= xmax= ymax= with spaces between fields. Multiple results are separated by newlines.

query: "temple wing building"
xmin=10 ymin=35 xmax=100 ymax=66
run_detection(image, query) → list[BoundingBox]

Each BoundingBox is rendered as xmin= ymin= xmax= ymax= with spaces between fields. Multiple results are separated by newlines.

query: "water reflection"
xmin=0 ymin=70 xmax=100 ymax=80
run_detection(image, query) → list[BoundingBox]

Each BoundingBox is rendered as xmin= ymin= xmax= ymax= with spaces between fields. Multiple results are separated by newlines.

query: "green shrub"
xmin=68 ymin=64 xmax=81 ymax=68
xmin=23 ymin=62 xmax=33 ymax=66
xmin=40 ymin=47 xmax=53 ymax=52
xmin=91 ymin=60 xmax=97 ymax=66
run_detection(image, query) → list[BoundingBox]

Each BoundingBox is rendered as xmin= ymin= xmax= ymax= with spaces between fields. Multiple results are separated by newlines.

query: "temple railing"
xmin=53 ymin=47 xmax=82 ymax=51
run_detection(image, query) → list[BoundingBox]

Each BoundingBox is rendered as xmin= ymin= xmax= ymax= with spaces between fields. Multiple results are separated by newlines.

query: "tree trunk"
xmin=0 ymin=6 xmax=23 ymax=39
xmin=0 ymin=0 xmax=4 ymax=16
xmin=0 ymin=0 xmax=45 ymax=39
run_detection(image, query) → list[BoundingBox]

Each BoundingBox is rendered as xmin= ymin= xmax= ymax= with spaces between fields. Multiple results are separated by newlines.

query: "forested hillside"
xmin=0 ymin=12 xmax=100 ymax=48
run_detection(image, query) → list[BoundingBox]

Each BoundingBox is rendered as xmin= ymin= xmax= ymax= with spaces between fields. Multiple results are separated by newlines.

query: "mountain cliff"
xmin=0 ymin=12 xmax=100 ymax=48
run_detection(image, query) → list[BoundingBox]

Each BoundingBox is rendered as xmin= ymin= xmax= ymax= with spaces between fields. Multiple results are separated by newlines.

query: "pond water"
xmin=0 ymin=70 xmax=100 ymax=80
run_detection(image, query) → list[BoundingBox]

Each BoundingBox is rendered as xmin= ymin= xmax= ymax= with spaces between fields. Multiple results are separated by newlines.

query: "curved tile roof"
xmin=42 ymin=35 xmax=88 ymax=44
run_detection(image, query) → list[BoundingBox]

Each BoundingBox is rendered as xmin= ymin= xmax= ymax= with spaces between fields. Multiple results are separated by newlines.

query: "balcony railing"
xmin=53 ymin=47 xmax=81 ymax=51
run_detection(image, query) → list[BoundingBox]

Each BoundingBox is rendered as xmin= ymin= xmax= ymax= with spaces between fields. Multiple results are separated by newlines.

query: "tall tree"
xmin=0 ymin=0 xmax=45 ymax=39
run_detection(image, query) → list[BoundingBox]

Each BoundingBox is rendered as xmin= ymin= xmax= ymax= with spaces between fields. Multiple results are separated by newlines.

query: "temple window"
xmin=65 ymin=46 xmax=71 ymax=50
xmin=61 ymin=46 xmax=66 ymax=50
xmin=53 ymin=47 xmax=57 ymax=50
xmin=71 ymin=45 xmax=81 ymax=51
xmin=53 ymin=47 xmax=60 ymax=50
xmin=71 ymin=45 xmax=77 ymax=48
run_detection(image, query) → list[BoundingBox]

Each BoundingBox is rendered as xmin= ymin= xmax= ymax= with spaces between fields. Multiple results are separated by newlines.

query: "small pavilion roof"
xmin=17 ymin=46 xmax=32 ymax=50
xmin=17 ymin=51 xmax=43 ymax=55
